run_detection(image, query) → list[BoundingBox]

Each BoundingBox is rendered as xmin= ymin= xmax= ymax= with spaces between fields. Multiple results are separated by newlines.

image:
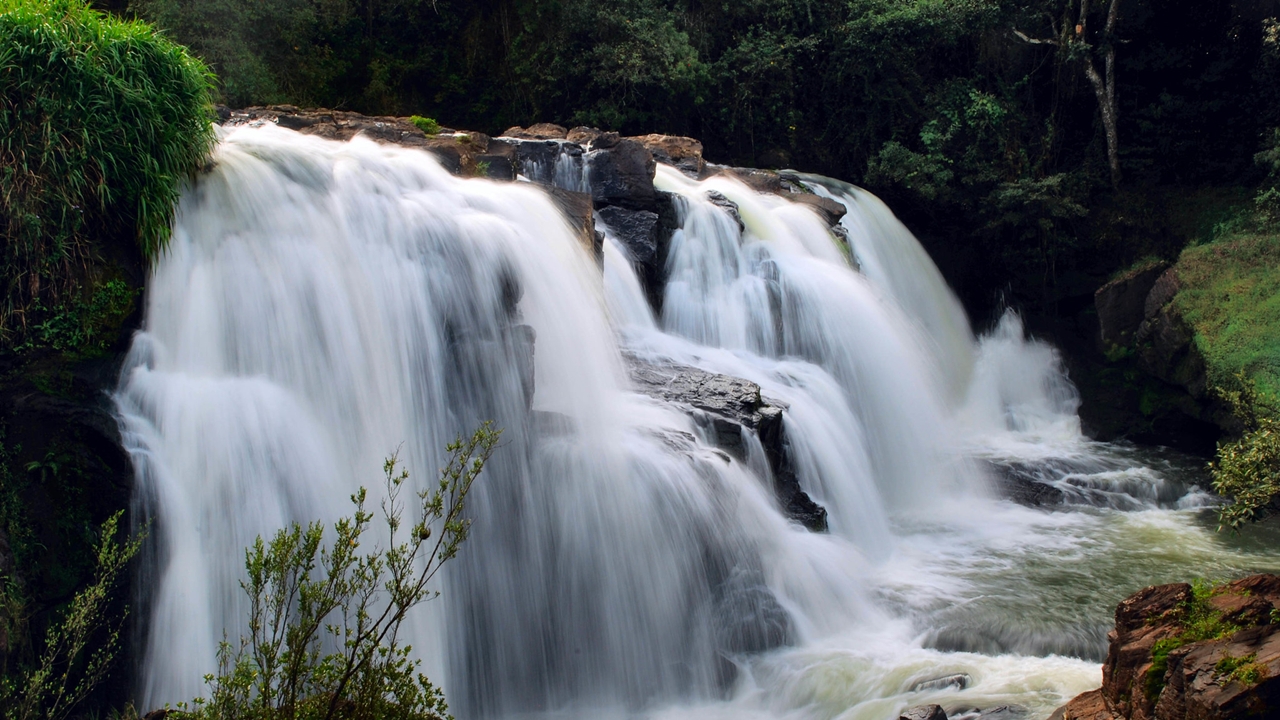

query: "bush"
xmin=1211 ymin=376 xmax=1280 ymax=529
xmin=409 ymin=115 xmax=441 ymax=135
xmin=174 ymin=423 xmax=500 ymax=720
xmin=0 ymin=0 xmax=215 ymax=345
xmin=0 ymin=511 xmax=145 ymax=720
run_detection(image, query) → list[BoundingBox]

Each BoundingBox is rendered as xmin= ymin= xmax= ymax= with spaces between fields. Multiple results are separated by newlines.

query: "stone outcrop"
xmin=1095 ymin=261 xmax=1171 ymax=347
xmin=1053 ymin=574 xmax=1280 ymax=720
xmin=625 ymin=355 xmax=828 ymax=532
xmin=628 ymin=133 xmax=706 ymax=176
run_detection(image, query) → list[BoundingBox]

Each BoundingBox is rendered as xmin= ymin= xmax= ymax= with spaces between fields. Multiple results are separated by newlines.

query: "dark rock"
xmin=706 ymin=190 xmax=745 ymax=234
xmin=1144 ymin=268 xmax=1181 ymax=320
xmin=975 ymin=706 xmax=1028 ymax=720
xmin=586 ymin=139 xmax=657 ymax=211
xmin=1137 ymin=305 xmax=1207 ymax=399
xmin=900 ymin=706 xmax=948 ymax=720
xmin=628 ymin=133 xmax=705 ymax=176
xmin=911 ymin=673 xmax=972 ymax=692
xmin=489 ymin=137 xmax=585 ymax=188
xmin=625 ymin=356 xmax=828 ymax=531
xmin=787 ymin=192 xmax=847 ymax=227
xmin=712 ymin=567 xmax=792 ymax=655
xmin=1094 ymin=261 xmax=1170 ymax=347
xmin=708 ymin=166 xmax=783 ymax=194
xmin=980 ymin=460 xmax=1067 ymax=507
xmin=598 ymin=206 xmax=660 ymax=268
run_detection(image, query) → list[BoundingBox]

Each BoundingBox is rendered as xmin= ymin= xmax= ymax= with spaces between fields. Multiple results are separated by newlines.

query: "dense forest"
xmin=81 ymin=0 xmax=1280 ymax=316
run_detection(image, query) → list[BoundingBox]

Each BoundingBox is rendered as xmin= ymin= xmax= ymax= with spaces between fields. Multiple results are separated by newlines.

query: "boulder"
xmin=567 ymin=126 xmax=620 ymax=148
xmin=1056 ymin=574 xmax=1280 ymax=720
xmin=489 ymin=136 xmax=585 ymax=187
xmin=712 ymin=567 xmax=792 ymax=655
xmin=625 ymin=355 xmax=828 ymax=531
xmin=598 ymin=205 xmax=666 ymax=306
xmin=1095 ymin=261 xmax=1170 ymax=347
xmin=1136 ymin=305 xmax=1207 ymax=399
xmin=1144 ymin=268 xmax=1181 ymax=320
xmin=786 ymin=192 xmax=847 ymax=226
xmin=706 ymin=190 xmax=745 ymax=234
xmin=542 ymin=186 xmax=601 ymax=263
xmin=586 ymin=139 xmax=658 ymax=211
xmin=911 ymin=673 xmax=972 ymax=692
xmin=628 ymin=133 xmax=705 ymax=176
xmin=500 ymin=123 xmax=568 ymax=140
xmin=900 ymin=705 xmax=949 ymax=720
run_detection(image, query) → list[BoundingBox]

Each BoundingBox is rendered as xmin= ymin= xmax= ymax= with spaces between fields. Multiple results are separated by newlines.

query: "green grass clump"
xmin=410 ymin=115 xmax=441 ymax=135
xmin=1173 ymin=234 xmax=1280 ymax=400
xmin=1145 ymin=580 xmax=1242 ymax=701
xmin=1215 ymin=652 xmax=1267 ymax=686
xmin=0 ymin=0 xmax=215 ymax=344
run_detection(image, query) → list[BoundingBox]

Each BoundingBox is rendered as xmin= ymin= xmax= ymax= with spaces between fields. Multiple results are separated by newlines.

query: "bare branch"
xmin=1013 ymin=29 xmax=1058 ymax=46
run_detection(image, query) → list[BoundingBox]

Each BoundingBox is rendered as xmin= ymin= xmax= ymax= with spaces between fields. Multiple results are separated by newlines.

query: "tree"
xmin=1015 ymin=0 xmax=1122 ymax=187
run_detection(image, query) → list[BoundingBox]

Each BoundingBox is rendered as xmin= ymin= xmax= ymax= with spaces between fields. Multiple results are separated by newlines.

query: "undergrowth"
xmin=1210 ymin=376 xmax=1280 ymax=529
xmin=0 ymin=0 xmax=214 ymax=345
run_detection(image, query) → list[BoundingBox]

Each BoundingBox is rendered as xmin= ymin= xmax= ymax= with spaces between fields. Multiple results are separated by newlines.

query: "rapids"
xmin=114 ymin=125 xmax=1280 ymax=720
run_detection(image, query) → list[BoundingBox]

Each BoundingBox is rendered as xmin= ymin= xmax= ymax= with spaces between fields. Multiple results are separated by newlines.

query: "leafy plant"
xmin=410 ymin=115 xmax=442 ymax=135
xmin=1215 ymin=652 xmax=1266 ymax=686
xmin=1209 ymin=375 xmax=1280 ymax=529
xmin=0 ymin=511 xmax=145 ymax=720
xmin=0 ymin=0 xmax=214 ymax=345
xmin=176 ymin=422 xmax=500 ymax=720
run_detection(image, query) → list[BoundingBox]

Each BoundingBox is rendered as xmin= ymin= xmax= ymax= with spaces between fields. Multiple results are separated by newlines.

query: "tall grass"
xmin=0 ymin=0 xmax=215 ymax=343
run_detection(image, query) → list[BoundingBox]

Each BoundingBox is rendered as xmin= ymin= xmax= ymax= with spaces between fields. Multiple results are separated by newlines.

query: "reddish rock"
xmin=627 ymin=133 xmax=705 ymax=176
xmin=1058 ymin=575 xmax=1280 ymax=720
xmin=500 ymin=123 xmax=568 ymax=140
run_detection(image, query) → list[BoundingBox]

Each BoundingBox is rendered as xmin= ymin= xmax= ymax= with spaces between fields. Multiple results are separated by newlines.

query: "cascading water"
xmin=117 ymin=125 xmax=1280 ymax=720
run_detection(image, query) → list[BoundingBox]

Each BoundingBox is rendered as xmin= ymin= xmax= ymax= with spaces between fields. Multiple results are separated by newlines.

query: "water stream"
xmin=115 ymin=125 xmax=1280 ymax=720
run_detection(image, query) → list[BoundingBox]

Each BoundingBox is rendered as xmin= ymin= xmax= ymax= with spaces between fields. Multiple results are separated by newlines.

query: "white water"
xmin=117 ymin=126 xmax=1280 ymax=720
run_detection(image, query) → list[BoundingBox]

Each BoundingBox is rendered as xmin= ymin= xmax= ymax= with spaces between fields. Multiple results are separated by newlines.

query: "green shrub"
xmin=175 ymin=423 xmax=500 ymax=720
xmin=409 ymin=115 xmax=441 ymax=135
xmin=0 ymin=511 xmax=145 ymax=720
xmin=1210 ymin=377 xmax=1280 ymax=529
xmin=0 ymin=0 xmax=215 ymax=344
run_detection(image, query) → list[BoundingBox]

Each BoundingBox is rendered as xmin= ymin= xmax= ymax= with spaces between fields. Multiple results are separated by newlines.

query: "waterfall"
xmin=115 ymin=125 xmax=1221 ymax=720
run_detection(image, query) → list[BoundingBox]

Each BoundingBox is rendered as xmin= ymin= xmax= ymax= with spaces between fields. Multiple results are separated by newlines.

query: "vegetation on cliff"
xmin=1 ymin=0 xmax=215 ymax=349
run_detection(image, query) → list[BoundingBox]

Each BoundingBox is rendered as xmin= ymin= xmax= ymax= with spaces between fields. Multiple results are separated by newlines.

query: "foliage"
xmin=174 ymin=423 xmax=500 ymax=720
xmin=1210 ymin=376 xmax=1280 ymax=530
xmin=0 ymin=0 xmax=214 ymax=345
xmin=1214 ymin=652 xmax=1266 ymax=686
xmin=409 ymin=116 xmax=441 ymax=135
xmin=17 ymin=279 xmax=137 ymax=355
xmin=1145 ymin=579 xmax=1241 ymax=700
xmin=0 ymin=511 xmax=144 ymax=720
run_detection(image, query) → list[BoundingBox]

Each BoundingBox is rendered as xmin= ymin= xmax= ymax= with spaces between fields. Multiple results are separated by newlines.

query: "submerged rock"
xmin=901 ymin=705 xmax=949 ymax=720
xmin=911 ymin=673 xmax=972 ymax=692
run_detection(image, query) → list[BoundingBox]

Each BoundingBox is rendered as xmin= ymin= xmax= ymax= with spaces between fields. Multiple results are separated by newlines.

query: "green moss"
xmin=0 ymin=0 xmax=215 ymax=346
xmin=1173 ymin=234 xmax=1280 ymax=400
xmin=1214 ymin=652 xmax=1266 ymax=686
xmin=1145 ymin=580 xmax=1243 ymax=701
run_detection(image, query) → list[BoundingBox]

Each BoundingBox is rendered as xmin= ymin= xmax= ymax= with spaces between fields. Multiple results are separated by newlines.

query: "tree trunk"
xmin=1079 ymin=0 xmax=1121 ymax=187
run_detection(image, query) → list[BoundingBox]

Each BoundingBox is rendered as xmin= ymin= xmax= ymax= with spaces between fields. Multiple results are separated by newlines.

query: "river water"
xmin=114 ymin=125 xmax=1280 ymax=720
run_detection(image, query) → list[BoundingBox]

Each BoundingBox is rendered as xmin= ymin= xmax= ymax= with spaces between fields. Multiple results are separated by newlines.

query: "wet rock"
xmin=500 ymin=123 xmax=568 ymax=140
xmin=707 ymin=165 xmax=783 ymax=194
xmin=980 ymin=460 xmax=1067 ymax=508
xmin=511 ymin=324 xmax=536 ymax=410
xmin=586 ymin=139 xmax=657 ymax=211
xmin=489 ymin=136 xmax=585 ymax=187
xmin=900 ymin=704 xmax=949 ymax=720
xmin=975 ymin=706 xmax=1029 ymax=719
xmin=1136 ymin=305 xmax=1207 ymax=399
xmin=543 ymin=186 xmax=601 ymax=262
xmin=1057 ymin=574 xmax=1280 ymax=720
xmin=1047 ymin=689 xmax=1116 ymax=720
xmin=628 ymin=133 xmax=705 ymax=176
xmin=1095 ymin=261 xmax=1170 ymax=347
xmin=625 ymin=356 xmax=828 ymax=531
xmin=786 ymin=192 xmax=847 ymax=226
xmin=530 ymin=410 xmax=575 ymax=438
xmin=712 ymin=568 xmax=792 ymax=655
xmin=911 ymin=673 xmax=972 ymax=692
xmin=1143 ymin=268 xmax=1181 ymax=320
xmin=706 ymin=190 xmax=745 ymax=234
xmin=598 ymin=205 xmax=661 ymax=274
